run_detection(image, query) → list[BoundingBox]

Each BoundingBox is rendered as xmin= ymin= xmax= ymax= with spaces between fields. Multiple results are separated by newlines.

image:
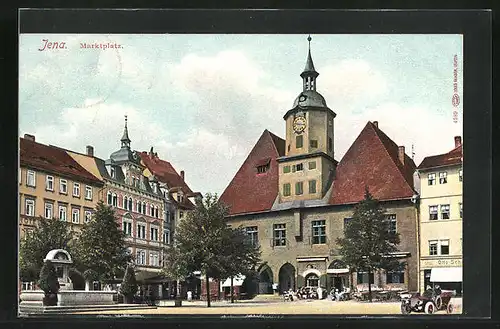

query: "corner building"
xmin=220 ymin=38 xmax=419 ymax=294
xmin=417 ymin=137 xmax=462 ymax=294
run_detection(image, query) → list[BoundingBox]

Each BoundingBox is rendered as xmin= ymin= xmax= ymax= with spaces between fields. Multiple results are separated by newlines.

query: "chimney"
xmin=86 ymin=145 xmax=94 ymax=157
xmin=373 ymin=121 xmax=378 ymax=128
xmin=398 ymin=146 xmax=405 ymax=165
xmin=454 ymin=136 xmax=462 ymax=148
xmin=180 ymin=170 xmax=185 ymax=181
xmin=149 ymin=146 xmax=154 ymax=158
xmin=24 ymin=134 xmax=35 ymax=142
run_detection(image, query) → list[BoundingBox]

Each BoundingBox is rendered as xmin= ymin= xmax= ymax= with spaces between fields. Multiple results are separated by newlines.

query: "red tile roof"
xmin=139 ymin=151 xmax=193 ymax=194
xmin=329 ymin=122 xmax=416 ymax=205
xmin=417 ymin=144 xmax=462 ymax=170
xmin=20 ymin=137 xmax=102 ymax=185
xmin=219 ymin=130 xmax=284 ymax=215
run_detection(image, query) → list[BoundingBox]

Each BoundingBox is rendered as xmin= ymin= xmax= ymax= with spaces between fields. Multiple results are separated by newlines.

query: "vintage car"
xmin=400 ymin=287 xmax=455 ymax=314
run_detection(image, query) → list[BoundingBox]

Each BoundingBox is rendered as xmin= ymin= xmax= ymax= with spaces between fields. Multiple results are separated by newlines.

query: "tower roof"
xmin=300 ymin=35 xmax=319 ymax=78
xmin=121 ymin=115 xmax=131 ymax=144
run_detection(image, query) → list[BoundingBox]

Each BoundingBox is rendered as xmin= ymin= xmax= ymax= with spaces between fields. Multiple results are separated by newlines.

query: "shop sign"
xmin=421 ymin=258 xmax=462 ymax=268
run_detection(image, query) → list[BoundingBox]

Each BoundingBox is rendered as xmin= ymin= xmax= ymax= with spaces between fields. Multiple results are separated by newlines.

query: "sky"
xmin=19 ymin=34 xmax=463 ymax=196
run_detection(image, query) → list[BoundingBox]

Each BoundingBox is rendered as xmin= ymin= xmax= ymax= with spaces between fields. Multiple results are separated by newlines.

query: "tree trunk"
xmin=205 ymin=273 xmax=211 ymax=307
xmin=230 ymin=276 xmax=234 ymax=303
xmin=367 ymin=267 xmax=372 ymax=303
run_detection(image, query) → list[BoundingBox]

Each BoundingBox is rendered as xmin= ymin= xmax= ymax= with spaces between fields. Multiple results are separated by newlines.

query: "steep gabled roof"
xmin=329 ymin=122 xmax=416 ymax=205
xmin=220 ymin=130 xmax=284 ymax=215
xmin=20 ymin=138 xmax=102 ymax=185
xmin=417 ymin=144 xmax=462 ymax=170
xmin=139 ymin=151 xmax=194 ymax=194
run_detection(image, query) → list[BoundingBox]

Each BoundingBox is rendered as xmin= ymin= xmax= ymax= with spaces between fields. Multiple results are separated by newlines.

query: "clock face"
xmin=293 ymin=116 xmax=307 ymax=133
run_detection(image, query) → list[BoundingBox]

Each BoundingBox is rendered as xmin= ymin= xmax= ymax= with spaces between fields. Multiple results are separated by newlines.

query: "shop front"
xmin=420 ymin=257 xmax=462 ymax=295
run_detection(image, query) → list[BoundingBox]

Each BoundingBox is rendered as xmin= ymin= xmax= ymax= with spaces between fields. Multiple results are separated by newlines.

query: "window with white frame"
xmin=245 ymin=226 xmax=259 ymax=247
xmin=136 ymin=250 xmax=146 ymax=265
xmin=60 ymin=179 xmax=67 ymax=194
xmin=459 ymin=202 xmax=463 ymax=218
xmin=440 ymin=239 xmax=450 ymax=255
xmin=44 ymin=203 xmax=53 ymax=219
xmin=149 ymin=252 xmax=159 ymax=267
xmin=312 ymin=220 xmax=326 ymax=244
xmin=25 ymin=199 xmax=35 ymax=216
xmin=72 ymin=208 xmax=80 ymax=224
xmin=439 ymin=172 xmax=447 ymax=184
xmin=128 ymin=197 xmax=133 ymax=211
xmin=273 ymin=223 xmax=286 ymax=246
xmin=137 ymin=223 xmax=146 ymax=239
xmin=73 ymin=183 xmax=80 ymax=197
xmin=59 ymin=205 xmax=67 ymax=221
xmin=112 ymin=193 xmax=117 ymax=207
xmin=137 ymin=200 xmax=141 ymax=213
xmin=85 ymin=186 xmax=92 ymax=200
xmin=459 ymin=169 xmax=463 ymax=182
xmin=45 ymin=175 xmax=54 ymax=191
xmin=142 ymin=202 xmax=147 ymax=215
xmin=107 ymin=192 xmax=112 ymax=205
xmin=429 ymin=205 xmax=438 ymax=220
xmin=429 ymin=240 xmax=438 ymax=255
xmin=440 ymin=204 xmax=450 ymax=219
xmin=84 ymin=210 xmax=92 ymax=223
xmin=150 ymin=204 xmax=154 ymax=216
xmin=150 ymin=226 xmax=159 ymax=241
xmin=387 ymin=214 xmax=397 ymax=234
xmin=123 ymin=220 xmax=133 ymax=236
xmin=27 ymin=170 xmax=36 ymax=187
xmin=428 ymin=173 xmax=436 ymax=185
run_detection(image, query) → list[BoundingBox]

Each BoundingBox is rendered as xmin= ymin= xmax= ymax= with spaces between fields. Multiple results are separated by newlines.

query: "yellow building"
xmin=19 ymin=134 xmax=104 ymax=239
xmin=417 ymin=136 xmax=463 ymax=294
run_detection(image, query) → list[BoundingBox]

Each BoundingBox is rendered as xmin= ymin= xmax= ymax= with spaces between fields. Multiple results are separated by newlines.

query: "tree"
xmin=336 ymin=188 xmax=403 ymax=302
xmin=72 ymin=201 xmax=132 ymax=285
xmin=120 ymin=264 xmax=138 ymax=303
xmin=38 ymin=260 xmax=60 ymax=306
xmin=19 ymin=217 xmax=74 ymax=283
xmin=163 ymin=193 xmax=250 ymax=307
xmin=219 ymin=227 xmax=261 ymax=303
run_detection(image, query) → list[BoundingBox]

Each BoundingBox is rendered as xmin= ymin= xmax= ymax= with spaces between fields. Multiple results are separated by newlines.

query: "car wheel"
xmin=425 ymin=302 xmax=436 ymax=314
xmin=446 ymin=303 xmax=454 ymax=314
xmin=401 ymin=303 xmax=411 ymax=315
xmin=434 ymin=296 xmax=442 ymax=309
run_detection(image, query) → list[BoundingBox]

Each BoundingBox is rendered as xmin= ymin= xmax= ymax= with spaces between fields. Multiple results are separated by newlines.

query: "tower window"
xmin=309 ymin=180 xmax=317 ymax=194
xmin=295 ymin=182 xmax=303 ymax=195
xmin=283 ymin=183 xmax=291 ymax=197
xmin=310 ymin=140 xmax=318 ymax=148
xmin=296 ymin=135 xmax=303 ymax=149
xmin=283 ymin=165 xmax=290 ymax=174
xmin=328 ymin=138 xmax=333 ymax=151
xmin=308 ymin=161 xmax=316 ymax=170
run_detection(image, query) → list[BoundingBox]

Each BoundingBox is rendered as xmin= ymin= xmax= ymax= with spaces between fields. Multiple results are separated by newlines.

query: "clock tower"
xmin=278 ymin=36 xmax=337 ymax=203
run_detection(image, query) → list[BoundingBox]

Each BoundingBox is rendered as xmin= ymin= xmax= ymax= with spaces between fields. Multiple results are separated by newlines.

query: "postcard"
xmin=18 ymin=27 xmax=466 ymax=316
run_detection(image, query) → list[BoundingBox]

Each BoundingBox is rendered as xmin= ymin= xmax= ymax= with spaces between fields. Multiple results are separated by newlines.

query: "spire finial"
xmin=121 ymin=114 xmax=131 ymax=147
xmin=307 ymin=34 xmax=312 ymax=45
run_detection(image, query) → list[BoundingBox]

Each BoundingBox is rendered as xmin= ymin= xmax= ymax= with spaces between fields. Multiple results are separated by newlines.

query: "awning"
xmin=430 ymin=267 xmax=462 ymax=282
xmin=327 ymin=268 xmax=349 ymax=274
xmin=297 ymin=256 xmax=328 ymax=262
xmin=221 ymin=275 xmax=246 ymax=288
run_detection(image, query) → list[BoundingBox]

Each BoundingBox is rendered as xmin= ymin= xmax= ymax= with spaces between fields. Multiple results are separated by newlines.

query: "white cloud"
xmin=319 ymin=59 xmax=388 ymax=108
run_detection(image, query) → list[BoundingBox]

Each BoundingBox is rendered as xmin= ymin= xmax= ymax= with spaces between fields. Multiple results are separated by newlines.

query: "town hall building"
xmin=220 ymin=37 xmax=420 ymax=294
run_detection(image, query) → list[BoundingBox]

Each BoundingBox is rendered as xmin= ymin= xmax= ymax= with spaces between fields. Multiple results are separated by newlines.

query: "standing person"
xmin=187 ymin=290 xmax=193 ymax=302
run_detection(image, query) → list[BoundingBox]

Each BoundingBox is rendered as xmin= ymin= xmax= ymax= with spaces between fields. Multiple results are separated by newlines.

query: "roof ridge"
xmin=368 ymin=122 xmax=416 ymax=194
xmin=265 ymin=129 xmax=284 ymax=156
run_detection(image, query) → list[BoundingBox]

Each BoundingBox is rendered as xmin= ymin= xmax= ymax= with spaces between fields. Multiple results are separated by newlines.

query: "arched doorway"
xmin=258 ymin=264 xmax=273 ymax=294
xmin=278 ymin=263 xmax=296 ymax=293
xmin=305 ymin=273 xmax=319 ymax=287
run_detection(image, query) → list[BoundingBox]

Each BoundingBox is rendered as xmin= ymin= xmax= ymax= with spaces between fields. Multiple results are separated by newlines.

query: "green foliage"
xmin=38 ymin=260 xmax=60 ymax=295
xmin=72 ymin=201 xmax=132 ymax=283
xmin=336 ymin=189 xmax=404 ymax=300
xmin=163 ymin=193 xmax=261 ymax=306
xmin=68 ymin=268 xmax=85 ymax=290
xmin=19 ymin=217 xmax=74 ymax=282
xmin=120 ymin=265 xmax=138 ymax=297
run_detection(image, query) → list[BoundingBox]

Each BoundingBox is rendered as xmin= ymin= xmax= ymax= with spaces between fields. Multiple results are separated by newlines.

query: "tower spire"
xmin=301 ymin=35 xmax=319 ymax=91
xmin=121 ymin=115 xmax=131 ymax=148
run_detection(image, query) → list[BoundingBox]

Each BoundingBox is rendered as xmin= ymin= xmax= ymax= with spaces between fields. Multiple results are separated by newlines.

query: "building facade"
xmin=19 ymin=134 xmax=103 ymax=239
xmin=220 ymin=38 xmax=419 ymax=294
xmin=417 ymin=136 xmax=463 ymax=294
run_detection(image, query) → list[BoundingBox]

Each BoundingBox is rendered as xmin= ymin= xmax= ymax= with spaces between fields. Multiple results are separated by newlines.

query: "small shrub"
xmin=38 ymin=260 xmax=60 ymax=306
xmin=120 ymin=265 xmax=138 ymax=303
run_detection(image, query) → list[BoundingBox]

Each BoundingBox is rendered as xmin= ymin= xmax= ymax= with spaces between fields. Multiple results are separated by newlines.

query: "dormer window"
xmin=110 ymin=167 xmax=116 ymax=178
xmin=255 ymin=158 xmax=271 ymax=174
xmin=257 ymin=164 xmax=269 ymax=174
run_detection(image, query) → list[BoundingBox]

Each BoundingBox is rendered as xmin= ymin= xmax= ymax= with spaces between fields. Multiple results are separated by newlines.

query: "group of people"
xmin=282 ymin=286 xmax=328 ymax=301
xmin=329 ymin=287 xmax=351 ymax=301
